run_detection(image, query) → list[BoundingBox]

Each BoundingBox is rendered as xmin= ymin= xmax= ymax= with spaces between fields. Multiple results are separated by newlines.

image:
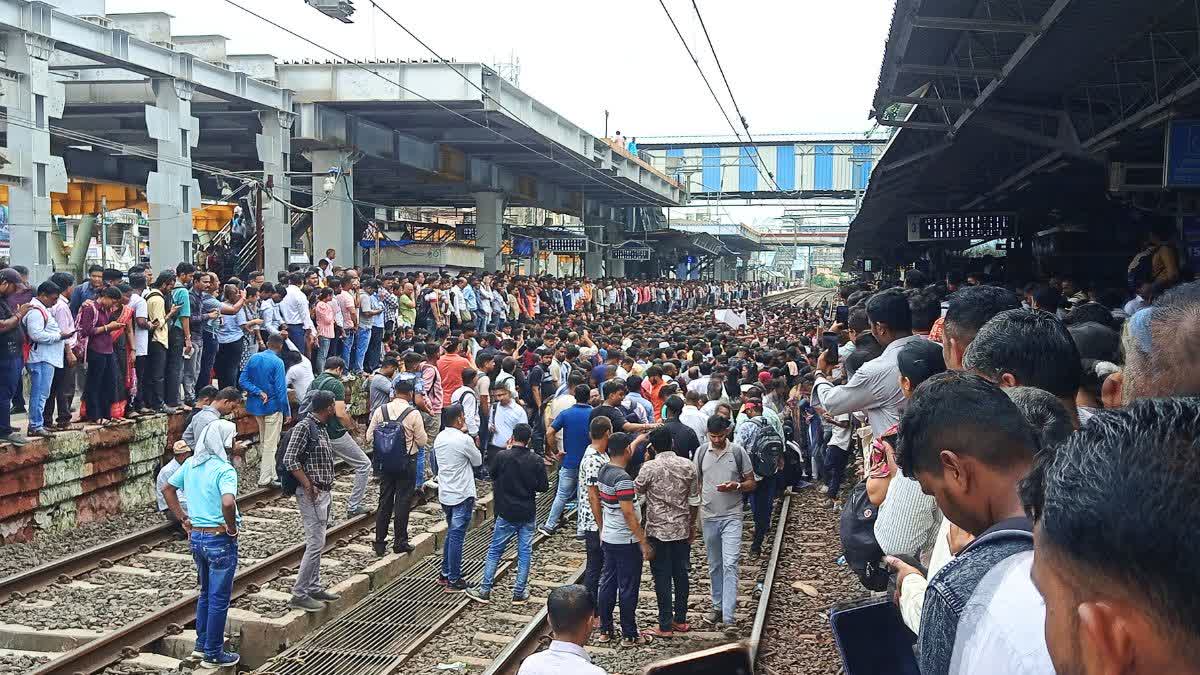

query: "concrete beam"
xmin=0 ymin=1 xmax=292 ymax=111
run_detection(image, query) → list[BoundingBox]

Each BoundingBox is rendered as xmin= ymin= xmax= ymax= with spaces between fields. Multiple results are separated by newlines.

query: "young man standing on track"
xmin=466 ymin=423 xmax=548 ymax=604
xmin=435 ymin=404 xmax=482 ymax=592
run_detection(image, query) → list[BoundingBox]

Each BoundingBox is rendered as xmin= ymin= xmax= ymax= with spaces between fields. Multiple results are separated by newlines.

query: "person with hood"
xmin=161 ymin=418 xmax=242 ymax=669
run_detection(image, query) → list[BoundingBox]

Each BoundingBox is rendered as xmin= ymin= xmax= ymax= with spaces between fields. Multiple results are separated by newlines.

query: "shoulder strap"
xmin=381 ymin=404 xmax=392 ymax=423
xmin=398 ymin=406 xmax=418 ymax=424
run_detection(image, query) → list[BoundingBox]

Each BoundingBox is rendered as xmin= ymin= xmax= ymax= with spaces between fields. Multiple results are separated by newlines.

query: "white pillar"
xmin=605 ymin=222 xmax=624 ymax=278
xmin=4 ymin=28 xmax=66 ymax=282
xmin=307 ymin=150 xmax=355 ymax=267
xmin=146 ymin=78 xmax=200 ymax=274
xmin=473 ymin=191 xmax=505 ymax=273
xmin=258 ymin=110 xmax=294 ymax=277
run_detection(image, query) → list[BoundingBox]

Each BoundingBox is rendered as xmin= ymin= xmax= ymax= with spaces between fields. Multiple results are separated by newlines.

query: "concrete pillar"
xmin=146 ymin=78 xmax=200 ymax=274
xmin=605 ymin=222 xmax=625 ymax=278
xmin=307 ymin=150 xmax=355 ymax=267
xmin=3 ymin=27 xmax=67 ymax=282
xmin=473 ymin=191 xmax=505 ymax=274
xmin=258 ymin=110 xmax=294 ymax=276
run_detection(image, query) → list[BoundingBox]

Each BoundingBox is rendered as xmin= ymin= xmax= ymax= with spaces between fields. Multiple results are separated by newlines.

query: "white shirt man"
xmin=450 ymin=385 xmax=480 ymax=437
xmin=129 ymin=289 xmax=149 ymax=359
xmin=278 ymin=283 xmax=315 ymax=331
xmin=434 ymin=425 xmax=481 ymax=507
xmin=679 ymin=400 xmax=710 ymax=443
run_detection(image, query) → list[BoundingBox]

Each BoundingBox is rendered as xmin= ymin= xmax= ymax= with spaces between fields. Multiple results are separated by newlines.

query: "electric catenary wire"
xmin=222 ymin=0 xmax=667 ymax=210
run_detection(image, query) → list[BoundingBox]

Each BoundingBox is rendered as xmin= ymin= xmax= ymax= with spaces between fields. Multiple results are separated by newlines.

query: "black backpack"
xmin=276 ymin=417 xmax=318 ymax=496
xmin=839 ymin=480 xmax=888 ymax=591
xmin=747 ymin=416 xmax=784 ymax=478
xmin=373 ymin=404 xmax=420 ymax=476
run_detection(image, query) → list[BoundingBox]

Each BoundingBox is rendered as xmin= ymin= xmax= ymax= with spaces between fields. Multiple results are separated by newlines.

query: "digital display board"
xmin=907 ymin=212 xmax=1014 ymax=242
xmin=610 ymin=245 xmax=652 ymax=261
xmin=512 ymin=237 xmax=533 ymax=257
xmin=537 ymin=237 xmax=588 ymax=253
xmin=456 ymin=223 xmax=477 ymax=241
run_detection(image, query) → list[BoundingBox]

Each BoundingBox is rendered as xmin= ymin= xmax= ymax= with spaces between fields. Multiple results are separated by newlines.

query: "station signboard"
xmin=1165 ymin=119 xmax=1200 ymax=187
xmin=907 ymin=212 xmax=1015 ymax=242
xmin=537 ymin=237 xmax=588 ymax=253
xmin=456 ymin=223 xmax=477 ymax=241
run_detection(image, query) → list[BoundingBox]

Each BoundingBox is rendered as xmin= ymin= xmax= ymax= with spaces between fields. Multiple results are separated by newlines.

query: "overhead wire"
xmin=222 ymin=0 xmax=667 ymax=210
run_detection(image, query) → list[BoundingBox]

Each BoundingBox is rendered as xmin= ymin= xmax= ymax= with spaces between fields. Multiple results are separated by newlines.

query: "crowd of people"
xmin=7 ymin=241 xmax=1199 ymax=675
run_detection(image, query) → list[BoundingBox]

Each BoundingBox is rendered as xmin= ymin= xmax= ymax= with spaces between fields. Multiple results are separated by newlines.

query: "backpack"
xmin=839 ymin=480 xmax=888 ymax=591
xmin=695 ymin=442 xmax=748 ymax=487
xmin=276 ymin=417 xmax=317 ymax=496
xmin=747 ymin=416 xmax=784 ymax=478
xmin=20 ymin=303 xmax=50 ymax=361
xmin=373 ymin=404 xmax=420 ymax=476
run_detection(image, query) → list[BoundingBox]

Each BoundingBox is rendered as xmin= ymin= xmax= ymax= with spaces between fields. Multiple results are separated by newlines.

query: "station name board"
xmin=907 ymin=212 xmax=1015 ymax=242
xmin=537 ymin=237 xmax=588 ymax=253
xmin=610 ymin=242 xmax=652 ymax=261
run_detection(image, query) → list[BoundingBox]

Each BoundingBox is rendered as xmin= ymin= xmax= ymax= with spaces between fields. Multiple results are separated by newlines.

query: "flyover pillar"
xmin=605 ymin=222 xmax=624 ymax=279
xmin=473 ymin=191 xmax=505 ymax=274
xmin=146 ymin=78 xmax=200 ymax=274
xmin=307 ymin=150 xmax=355 ymax=267
xmin=3 ymin=29 xmax=66 ymax=282
xmin=258 ymin=110 xmax=294 ymax=277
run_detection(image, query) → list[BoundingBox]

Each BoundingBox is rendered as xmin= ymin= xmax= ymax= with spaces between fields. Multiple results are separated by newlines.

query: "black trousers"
xmin=213 ymin=340 xmax=244 ymax=390
xmin=165 ymin=326 xmax=185 ymax=406
xmin=376 ymin=472 xmax=416 ymax=550
xmin=751 ymin=473 xmax=779 ymax=552
xmin=84 ymin=350 xmax=117 ymax=421
xmin=583 ymin=530 xmax=605 ymax=611
xmin=146 ymin=342 xmax=167 ymax=409
xmin=365 ymin=327 xmax=384 ymax=371
xmin=44 ymin=364 xmax=76 ymax=426
xmin=649 ymin=537 xmax=690 ymax=630
xmin=824 ymin=444 xmax=851 ymax=497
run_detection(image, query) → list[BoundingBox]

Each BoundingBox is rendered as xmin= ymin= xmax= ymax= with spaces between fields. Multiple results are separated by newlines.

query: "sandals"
xmin=620 ymin=632 xmax=655 ymax=647
xmin=595 ymin=631 xmax=616 ymax=644
xmin=648 ymin=627 xmax=674 ymax=639
xmin=671 ymin=622 xmax=690 ymax=633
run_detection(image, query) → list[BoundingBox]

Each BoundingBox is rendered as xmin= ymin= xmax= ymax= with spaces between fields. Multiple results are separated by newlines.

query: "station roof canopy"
xmin=848 ymin=0 xmax=1200 ymax=264
xmin=667 ymin=221 xmax=770 ymax=252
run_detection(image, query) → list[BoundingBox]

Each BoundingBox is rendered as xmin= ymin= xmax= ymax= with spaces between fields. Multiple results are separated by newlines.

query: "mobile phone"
xmin=822 ymin=331 xmax=840 ymax=365
xmin=642 ymin=641 xmax=752 ymax=675
xmin=835 ymin=305 xmax=849 ymax=324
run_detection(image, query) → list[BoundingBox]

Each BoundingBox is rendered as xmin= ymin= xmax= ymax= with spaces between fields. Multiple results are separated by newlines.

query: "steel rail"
xmin=481 ymin=565 xmax=586 ymax=675
xmin=750 ymin=492 xmax=792 ymax=667
xmin=0 ymin=484 xmax=281 ymax=604
xmin=28 ymin=511 xmax=375 ymax=675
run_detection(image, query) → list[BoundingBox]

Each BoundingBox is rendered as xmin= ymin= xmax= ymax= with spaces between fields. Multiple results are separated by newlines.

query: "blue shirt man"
xmin=369 ymin=293 xmax=386 ymax=329
xmin=239 ymin=345 xmax=290 ymax=417
xmin=542 ymin=386 xmax=594 ymax=533
xmin=463 ymin=283 xmax=478 ymax=313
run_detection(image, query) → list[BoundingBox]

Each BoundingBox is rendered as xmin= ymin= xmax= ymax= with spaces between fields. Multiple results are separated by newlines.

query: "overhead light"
xmin=305 ymin=0 xmax=355 ymax=23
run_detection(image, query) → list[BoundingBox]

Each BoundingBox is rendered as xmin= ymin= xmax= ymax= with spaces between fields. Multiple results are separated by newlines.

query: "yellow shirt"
xmin=146 ymin=289 xmax=169 ymax=347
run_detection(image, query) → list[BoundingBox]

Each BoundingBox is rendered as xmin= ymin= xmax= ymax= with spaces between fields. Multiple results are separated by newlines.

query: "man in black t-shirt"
xmin=661 ymin=395 xmax=700 ymax=460
xmin=590 ymin=380 xmax=654 ymax=436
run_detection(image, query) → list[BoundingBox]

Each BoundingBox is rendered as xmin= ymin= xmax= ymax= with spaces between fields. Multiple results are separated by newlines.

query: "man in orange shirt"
xmin=437 ymin=338 xmax=474 ymax=400
xmin=642 ymin=365 xmax=667 ymax=422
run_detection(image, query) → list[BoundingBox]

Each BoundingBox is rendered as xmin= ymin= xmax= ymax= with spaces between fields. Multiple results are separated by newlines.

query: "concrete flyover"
xmin=277 ymin=59 xmax=686 ymax=271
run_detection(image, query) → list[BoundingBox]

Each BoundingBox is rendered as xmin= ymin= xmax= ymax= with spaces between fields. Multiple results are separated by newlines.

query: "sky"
xmin=107 ymin=0 xmax=896 ymax=226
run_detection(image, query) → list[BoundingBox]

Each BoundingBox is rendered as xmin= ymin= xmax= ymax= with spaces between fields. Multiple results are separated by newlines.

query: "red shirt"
xmin=643 ymin=378 xmax=666 ymax=422
xmin=437 ymin=352 xmax=473 ymax=397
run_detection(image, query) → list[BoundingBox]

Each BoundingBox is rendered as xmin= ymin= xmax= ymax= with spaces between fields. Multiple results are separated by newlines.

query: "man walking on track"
xmin=308 ymin=357 xmax=373 ymax=516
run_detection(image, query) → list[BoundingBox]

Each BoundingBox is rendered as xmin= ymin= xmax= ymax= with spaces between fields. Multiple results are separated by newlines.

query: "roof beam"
xmin=911 ymin=15 xmax=1040 ymax=33
xmin=949 ymin=0 xmax=1075 ymax=134
xmin=878 ymin=119 xmax=954 ymax=132
xmin=898 ymin=63 xmax=1003 ymax=78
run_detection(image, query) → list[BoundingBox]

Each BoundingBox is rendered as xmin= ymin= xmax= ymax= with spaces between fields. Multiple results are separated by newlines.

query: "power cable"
xmin=223 ymin=0 xmax=666 ymax=209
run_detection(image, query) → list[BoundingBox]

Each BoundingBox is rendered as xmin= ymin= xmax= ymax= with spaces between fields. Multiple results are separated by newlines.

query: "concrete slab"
xmin=105 ymin=564 xmax=162 ymax=578
xmin=473 ymin=632 xmax=514 ymax=645
xmin=142 ymin=550 xmax=195 ymax=562
xmin=0 ymin=622 xmax=101 ymax=652
xmin=123 ymin=652 xmax=182 ymax=669
xmin=490 ymin=612 xmax=536 ymax=624
xmin=450 ymin=654 xmax=493 ymax=667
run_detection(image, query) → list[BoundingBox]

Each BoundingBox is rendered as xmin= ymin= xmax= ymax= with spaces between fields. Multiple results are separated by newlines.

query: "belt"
xmin=192 ymin=526 xmax=231 ymax=534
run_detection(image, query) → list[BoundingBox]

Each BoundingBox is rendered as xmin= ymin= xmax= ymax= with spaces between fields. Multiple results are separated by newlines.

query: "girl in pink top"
xmin=314 ymin=288 xmax=336 ymax=371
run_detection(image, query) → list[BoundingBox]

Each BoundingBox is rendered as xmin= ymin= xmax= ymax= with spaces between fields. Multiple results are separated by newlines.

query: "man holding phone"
xmin=692 ymin=415 xmax=756 ymax=634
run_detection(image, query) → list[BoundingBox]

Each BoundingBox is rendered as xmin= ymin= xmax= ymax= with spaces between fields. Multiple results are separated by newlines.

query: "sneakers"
xmin=393 ymin=542 xmax=415 ymax=555
xmin=512 ymin=589 xmax=530 ymax=605
xmin=707 ymin=609 xmax=722 ymax=624
xmin=537 ymin=525 xmax=557 ymax=538
xmin=26 ymin=428 xmax=52 ymax=438
xmin=189 ymin=648 xmax=204 ymax=660
xmin=465 ymin=587 xmax=492 ymax=604
xmin=721 ymin=623 xmax=740 ymax=638
xmin=444 ymin=579 xmax=470 ymax=593
xmin=199 ymin=651 xmax=240 ymax=669
xmin=347 ymin=505 xmax=371 ymax=517
xmin=437 ymin=574 xmax=449 ymax=587
xmin=0 ymin=435 xmax=27 ymax=447
xmin=310 ymin=589 xmax=341 ymax=602
xmin=288 ymin=595 xmax=325 ymax=612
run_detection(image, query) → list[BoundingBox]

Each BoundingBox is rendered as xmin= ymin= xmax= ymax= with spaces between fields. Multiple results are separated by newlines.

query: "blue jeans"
xmin=189 ymin=531 xmax=238 ymax=657
xmin=316 ymin=336 xmax=332 ymax=373
xmin=478 ymin=516 xmax=534 ymax=595
xmin=340 ymin=329 xmax=354 ymax=364
xmin=703 ymin=516 xmax=742 ymax=624
xmin=285 ymin=324 xmax=306 ymax=354
xmin=544 ymin=465 xmax=579 ymax=529
xmin=351 ymin=327 xmax=371 ymax=373
xmin=474 ymin=311 xmax=489 ymax=334
xmin=26 ymin=361 xmax=55 ymax=431
xmin=441 ymin=498 xmax=474 ymax=583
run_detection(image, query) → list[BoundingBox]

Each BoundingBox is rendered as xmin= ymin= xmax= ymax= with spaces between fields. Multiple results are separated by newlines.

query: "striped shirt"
xmin=597 ymin=463 xmax=637 ymax=545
